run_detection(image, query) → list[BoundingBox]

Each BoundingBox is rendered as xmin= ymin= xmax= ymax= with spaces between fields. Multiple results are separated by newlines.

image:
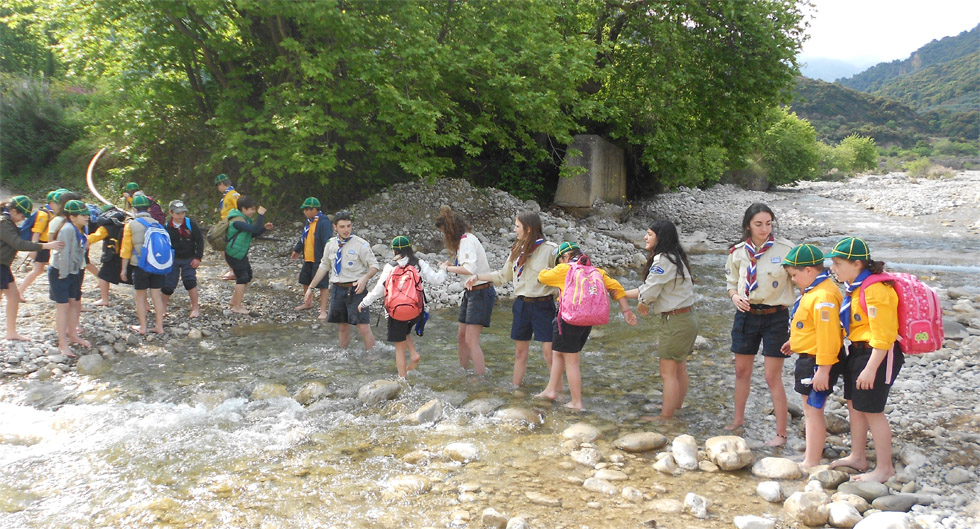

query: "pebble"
xmin=582 ymin=477 xmax=617 ymax=495
xmin=683 ymin=492 xmax=709 ymax=519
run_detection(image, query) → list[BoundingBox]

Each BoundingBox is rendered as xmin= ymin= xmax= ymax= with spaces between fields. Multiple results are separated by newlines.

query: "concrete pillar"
xmin=555 ymin=135 xmax=626 ymax=208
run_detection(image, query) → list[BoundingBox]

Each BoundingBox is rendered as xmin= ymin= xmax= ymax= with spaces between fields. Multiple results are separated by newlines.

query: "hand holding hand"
xmin=623 ymin=309 xmax=638 ymax=326
xmin=464 ymin=275 xmax=478 ymax=290
xmin=637 ymin=302 xmax=650 ymax=317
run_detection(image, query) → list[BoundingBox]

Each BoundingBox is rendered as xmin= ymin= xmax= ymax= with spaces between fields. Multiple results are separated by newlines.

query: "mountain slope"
xmin=872 ymin=51 xmax=979 ymax=113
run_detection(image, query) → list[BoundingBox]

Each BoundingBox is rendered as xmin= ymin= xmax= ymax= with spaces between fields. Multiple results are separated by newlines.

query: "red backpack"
xmin=384 ymin=264 xmax=424 ymax=322
xmin=859 ymin=272 xmax=944 ymax=354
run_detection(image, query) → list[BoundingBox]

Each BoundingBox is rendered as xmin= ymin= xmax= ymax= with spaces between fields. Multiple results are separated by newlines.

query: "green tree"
xmin=759 ymin=107 xmax=820 ymax=185
xmin=836 ymin=134 xmax=878 ymax=173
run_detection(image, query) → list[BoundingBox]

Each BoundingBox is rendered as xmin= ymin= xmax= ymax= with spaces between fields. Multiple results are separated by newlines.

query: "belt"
xmin=470 ymin=282 xmax=492 ymax=291
xmin=334 ymin=281 xmax=356 ymax=288
xmin=748 ymin=305 xmax=786 ymax=315
xmin=662 ymin=306 xmax=692 ymax=317
xmin=517 ymin=295 xmax=553 ymax=302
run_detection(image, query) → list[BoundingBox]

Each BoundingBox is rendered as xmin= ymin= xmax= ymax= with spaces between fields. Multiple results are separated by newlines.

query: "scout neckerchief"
xmin=301 ymin=213 xmax=321 ymax=243
xmin=789 ymin=270 xmax=830 ymax=326
xmin=514 ymin=238 xmax=545 ymax=280
xmin=744 ymin=234 xmax=775 ymax=297
xmin=170 ymin=217 xmax=191 ymax=238
xmin=334 ymin=235 xmax=352 ymax=274
xmin=70 ymin=221 xmax=88 ymax=252
xmin=839 ymin=269 xmax=872 ymax=336
xmin=219 ymin=186 xmax=235 ymax=211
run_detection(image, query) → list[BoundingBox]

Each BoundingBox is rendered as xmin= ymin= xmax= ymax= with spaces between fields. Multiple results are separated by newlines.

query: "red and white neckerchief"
xmin=514 ymin=238 xmax=545 ymax=280
xmin=744 ymin=235 xmax=775 ymax=297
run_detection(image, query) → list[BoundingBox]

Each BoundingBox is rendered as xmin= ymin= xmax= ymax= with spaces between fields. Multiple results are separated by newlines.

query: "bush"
xmin=836 ymin=134 xmax=878 ymax=173
xmin=934 ymin=139 xmax=979 ymax=157
xmin=760 ymin=108 xmax=820 ymax=185
xmin=903 ymin=157 xmax=932 ymax=178
xmin=0 ymin=76 xmax=81 ymax=184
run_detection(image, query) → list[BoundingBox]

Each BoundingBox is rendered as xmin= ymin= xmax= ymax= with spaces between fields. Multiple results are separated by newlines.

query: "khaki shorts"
xmin=657 ymin=310 xmax=699 ymax=362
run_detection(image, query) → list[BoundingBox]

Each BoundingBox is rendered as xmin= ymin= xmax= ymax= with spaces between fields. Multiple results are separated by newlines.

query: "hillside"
xmin=872 ymin=51 xmax=979 ymax=113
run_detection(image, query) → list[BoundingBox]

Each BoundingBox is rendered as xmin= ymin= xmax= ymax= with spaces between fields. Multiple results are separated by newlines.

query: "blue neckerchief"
xmin=219 ymin=186 xmax=235 ymax=211
xmin=514 ymin=238 xmax=545 ymax=280
xmin=789 ymin=270 xmax=831 ymax=326
xmin=72 ymin=222 xmax=87 ymax=252
xmin=334 ymin=236 xmax=351 ymax=274
xmin=839 ymin=269 xmax=872 ymax=336
xmin=301 ymin=213 xmax=321 ymax=243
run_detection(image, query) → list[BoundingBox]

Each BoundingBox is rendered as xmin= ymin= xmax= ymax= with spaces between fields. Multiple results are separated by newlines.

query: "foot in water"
xmin=830 ymin=454 xmax=869 ymax=472
xmin=408 ymin=355 xmax=421 ymax=371
xmin=534 ymin=390 xmax=558 ymax=401
xmin=230 ymin=306 xmax=250 ymax=315
xmin=725 ymin=421 xmax=745 ymax=432
xmin=765 ymin=434 xmax=788 ymax=447
xmin=294 ymin=303 xmax=313 ymax=311
xmin=563 ymin=401 xmax=584 ymax=411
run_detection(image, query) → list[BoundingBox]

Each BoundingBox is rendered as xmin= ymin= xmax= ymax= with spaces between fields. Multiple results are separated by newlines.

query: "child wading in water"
xmin=624 ymin=220 xmax=698 ymax=421
xmin=291 ymin=197 xmax=332 ymax=319
xmin=828 ymin=237 xmax=904 ymax=483
xmin=535 ymin=242 xmax=637 ymax=410
xmin=359 ymin=236 xmax=446 ymax=378
xmin=779 ymin=243 xmax=844 ymax=469
xmin=49 ymin=200 xmax=94 ymax=357
xmin=224 ymin=196 xmax=274 ymax=315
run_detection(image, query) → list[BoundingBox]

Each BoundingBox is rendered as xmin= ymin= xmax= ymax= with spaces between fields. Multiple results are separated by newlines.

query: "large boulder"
xmin=751 ymin=457 xmax=803 ymax=480
xmin=293 ymin=381 xmax=327 ymax=405
xmin=671 ymin=434 xmax=699 ymax=470
xmin=357 ymin=379 xmax=401 ymax=405
xmin=76 ymin=354 xmax=111 ymax=376
xmin=444 ymin=442 xmax=480 ymax=463
xmin=705 ymin=435 xmax=754 ymax=471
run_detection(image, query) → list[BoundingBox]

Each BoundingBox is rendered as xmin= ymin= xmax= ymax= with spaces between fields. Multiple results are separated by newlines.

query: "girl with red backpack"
xmin=359 ymin=236 xmax=446 ymax=378
xmin=535 ymin=242 xmax=638 ymax=410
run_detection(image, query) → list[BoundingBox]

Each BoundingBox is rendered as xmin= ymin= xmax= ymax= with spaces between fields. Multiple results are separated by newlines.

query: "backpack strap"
xmin=857 ymin=273 xmax=891 ymax=315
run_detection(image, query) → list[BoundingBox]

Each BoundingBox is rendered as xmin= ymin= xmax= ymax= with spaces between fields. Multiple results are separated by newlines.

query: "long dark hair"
xmin=856 ymin=259 xmax=886 ymax=274
xmin=57 ymin=192 xmax=82 ymax=218
xmin=643 ymin=220 xmax=692 ymax=282
xmin=509 ymin=211 xmax=545 ymax=266
xmin=434 ymin=206 xmax=471 ymax=254
xmin=395 ymin=246 xmax=420 ymax=269
xmin=739 ymin=202 xmax=776 ymax=242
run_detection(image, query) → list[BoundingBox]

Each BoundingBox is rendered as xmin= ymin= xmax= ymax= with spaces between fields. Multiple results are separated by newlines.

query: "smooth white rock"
xmin=671 ymin=434 xmax=699 ymax=470
xmin=733 ymin=515 xmax=775 ymax=529
xmin=828 ymin=501 xmax=863 ymax=528
xmin=852 ymin=511 xmax=913 ymax=529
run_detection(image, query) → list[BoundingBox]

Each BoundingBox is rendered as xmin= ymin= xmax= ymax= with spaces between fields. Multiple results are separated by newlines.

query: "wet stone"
xmin=461 ymin=398 xmax=504 ymax=415
xmin=613 ymin=432 xmax=668 ymax=453
xmin=811 ymin=468 xmax=850 ymax=489
xmin=827 ymin=501 xmax=863 ymax=528
xmin=838 ymin=481 xmax=889 ymax=502
xmin=872 ymin=494 xmax=920 ymax=512
xmin=562 ymin=422 xmax=600 ymax=443
xmin=582 ymin=477 xmax=617 ymax=495
xmin=757 ymin=481 xmax=784 ymax=503
xmin=525 ymin=491 xmax=560 ymax=507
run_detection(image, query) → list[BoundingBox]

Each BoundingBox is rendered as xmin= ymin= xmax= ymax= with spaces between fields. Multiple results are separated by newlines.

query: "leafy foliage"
xmin=835 ymin=134 xmax=878 ymax=173
xmin=0 ymin=76 xmax=81 ymax=184
xmin=757 ymin=107 xmax=820 ymax=185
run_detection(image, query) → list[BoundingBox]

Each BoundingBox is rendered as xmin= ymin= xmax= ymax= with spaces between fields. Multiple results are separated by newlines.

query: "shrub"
xmin=836 ymin=134 xmax=878 ymax=173
xmin=760 ymin=108 xmax=820 ymax=185
xmin=0 ymin=76 xmax=80 ymax=184
xmin=902 ymin=157 xmax=932 ymax=178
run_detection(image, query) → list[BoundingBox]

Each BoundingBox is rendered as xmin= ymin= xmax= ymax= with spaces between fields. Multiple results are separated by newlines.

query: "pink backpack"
xmin=558 ymin=255 xmax=610 ymax=332
xmin=859 ymin=272 xmax=944 ymax=354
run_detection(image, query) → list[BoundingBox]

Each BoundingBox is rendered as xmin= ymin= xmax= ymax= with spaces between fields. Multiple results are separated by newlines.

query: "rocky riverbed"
xmin=2 ymin=171 xmax=979 ymax=529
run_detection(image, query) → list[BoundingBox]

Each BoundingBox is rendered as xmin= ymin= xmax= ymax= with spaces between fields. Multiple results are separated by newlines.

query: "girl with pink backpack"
xmin=534 ymin=242 xmax=638 ymax=410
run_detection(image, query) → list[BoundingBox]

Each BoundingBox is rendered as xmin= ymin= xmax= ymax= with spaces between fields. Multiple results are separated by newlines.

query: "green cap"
xmin=827 ymin=237 xmax=871 ymax=261
xmin=783 ymin=243 xmax=824 ymax=267
xmin=10 ymin=195 xmax=33 ymax=215
xmin=215 ymin=173 xmax=230 ymax=184
xmin=63 ymin=200 xmax=88 ymax=216
xmin=554 ymin=241 xmax=580 ymax=258
xmin=131 ymin=194 xmax=151 ymax=208
xmin=46 ymin=190 xmax=60 ymax=202
xmin=124 ymin=182 xmax=140 ymax=192
xmin=301 ymin=197 xmax=321 ymax=209
xmin=391 ymin=235 xmax=411 ymax=249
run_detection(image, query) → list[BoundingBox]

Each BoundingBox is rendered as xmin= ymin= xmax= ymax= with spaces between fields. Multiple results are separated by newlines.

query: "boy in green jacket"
xmin=224 ymin=196 xmax=273 ymax=314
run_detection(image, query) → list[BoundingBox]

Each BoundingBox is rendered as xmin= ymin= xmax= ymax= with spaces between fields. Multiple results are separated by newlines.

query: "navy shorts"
xmin=35 ymin=249 xmax=50 ymax=264
xmin=327 ymin=284 xmax=370 ymax=324
xmin=98 ymin=255 xmax=124 ymax=284
xmin=731 ymin=307 xmax=790 ymax=357
xmin=511 ymin=296 xmax=556 ymax=342
xmin=132 ymin=267 xmax=165 ymax=291
xmin=1 ymin=264 xmax=13 ymax=290
xmin=553 ymin=318 xmax=592 ymax=353
xmin=843 ymin=342 xmax=904 ymax=413
xmin=458 ymin=286 xmax=496 ymax=327
xmin=48 ymin=268 xmax=82 ymax=303
xmin=163 ymin=258 xmax=198 ymax=295
xmin=224 ymin=254 xmax=253 ymax=285
xmin=299 ymin=261 xmax=329 ymax=289
xmin=387 ymin=313 xmax=421 ymax=343
xmin=793 ymin=350 xmax=845 ymax=395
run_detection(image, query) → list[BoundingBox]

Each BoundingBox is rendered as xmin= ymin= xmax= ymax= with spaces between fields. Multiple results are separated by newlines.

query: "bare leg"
xmin=727 ymin=354 xmax=754 ymax=430
xmin=295 ymin=285 xmax=314 ymax=310
xmin=3 ymin=285 xmax=32 ymax=341
xmin=132 ymin=290 xmax=149 ymax=334
xmin=542 ymin=341 xmax=553 ymax=370
xmin=93 ymin=278 xmax=111 ymax=306
xmin=188 ymin=287 xmax=200 ymax=318
xmin=513 ymin=340 xmax=530 ymax=386
xmin=338 ymin=323 xmax=352 ymax=348
xmin=802 ymin=396 xmax=827 ymax=469
xmin=456 ymin=323 xmax=471 ymax=370
xmin=317 ymin=288 xmax=328 ymax=319
xmin=55 ymin=302 xmax=75 ymax=357
xmin=68 ymin=298 xmax=91 ymax=348
xmin=229 ymin=284 xmax=249 ymax=314
xmin=394 ymin=341 xmax=408 ymax=378
xmin=535 ymin=349 xmax=565 ymax=400
xmin=406 ymin=335 xmax=421 ymax=370
xmin=854 ymin=411 xmax=896 ymax=482
xmin=356 ymin=323 xmax=376 ymax=350
xmin=764 ymin=356 xmax=789 ymax=446
xmin=831 ymin=400 xmax=871 ymax=471
xmin=161 ymin=293 xmax=171 ymax=318
xmin=659 ymin=358 xmax=681 ymax=418
xmin=462 ymin=324 xmax=485 ymax=375
xmin=677 ymin=360 xmax=689 ymax=411
xmin=564 ymin=353 xmax=584 ymax=410
xmin=149 ymin=288 xmax=165 ymax=333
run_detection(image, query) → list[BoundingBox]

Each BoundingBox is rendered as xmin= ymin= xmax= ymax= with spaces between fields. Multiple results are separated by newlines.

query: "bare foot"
xmin=853 ymin=467 xmax=895 ymax=483
xmin=221 ymin=271 xmax=236 ymax=280
xmin=69 ymin=336 xmax=92 ymax=348
xmin=149 ymin=327 xmax=165 ymax=334
xmin=92 ymin=300 xmax=110 ymax=307
xmin=830 ymin=454 xmax=869 ymax=472
xmin=75 ymin=327 xmax=85 ymax=335
xmin=534 ymin=390 xmax=558 ymax=400
xmin=4 ymin=333 xmax=33 ymax=341
xmin=765 ymin=434 xmax=788 ymax=447
xmin=60 ymin=347 xmax=77 ymax=359
xmin=189 ymin=309 xmax=200 ymax=318
xmin=725 ymin=421 xmax=745 ymax=432
xmin=129 ymin=325 xmax=147 ymax=336
xmin=317 ymin=311 xmax=327 ymax=320
xmin=639 ymin=415 xmax=669 ymax=422
xmin=563 ymin=402 xmax=584 ymax=411
xmin=231 ymin=307 xmax=250 ymax=315
xmin=800 ymin=460 xmax=822 ymax=470
xmin=294 ymin=303 xmax=313 ymax=311
xmin=408 ymin=355 xmax=421 ymax=371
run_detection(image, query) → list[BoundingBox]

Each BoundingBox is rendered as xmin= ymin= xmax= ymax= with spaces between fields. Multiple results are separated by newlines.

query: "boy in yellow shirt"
xmin=779 ymin=243 xmax=844 ymax=469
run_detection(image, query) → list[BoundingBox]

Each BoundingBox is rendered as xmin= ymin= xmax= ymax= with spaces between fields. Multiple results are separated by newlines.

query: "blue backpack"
xmin=18 ymin=211 xmax=37 ymax=241
xmin=134 ymin=217 xmax=174 ymax=275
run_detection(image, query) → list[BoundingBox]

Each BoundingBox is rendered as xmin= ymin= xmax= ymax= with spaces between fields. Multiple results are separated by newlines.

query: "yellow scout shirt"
xmin=33 ymin=209 xmax=51 ymax=243
xmin=304 ymin=216 xmax=320 ymax=262
xmin=789 ymin=278 xmax=844 ymax=365
xmin=219 ymin=189 xmax=240 ymax=220
xmin=489 ymin=241 xmax=559 ymax=298
xmin=847 ymin=282 xmax=899 ymax=350
xmin=88 ymin=226 xmax=109 ymax=245
xmin=538 ymin=263 xmax=627 ymax=301
xmin=725 ymin=237 xmax=795 ymax=306
xmin=638 ymin=254 xmax=696 ymax=314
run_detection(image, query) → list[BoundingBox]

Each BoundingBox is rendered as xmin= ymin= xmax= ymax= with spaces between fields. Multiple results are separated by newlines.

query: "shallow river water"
xmin=1 ymin=190 xmax=977 ymax=528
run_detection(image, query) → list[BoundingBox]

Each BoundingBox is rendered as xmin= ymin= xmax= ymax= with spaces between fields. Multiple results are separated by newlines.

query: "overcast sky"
xmin=801 ymin=0 xmax=980 ymax=65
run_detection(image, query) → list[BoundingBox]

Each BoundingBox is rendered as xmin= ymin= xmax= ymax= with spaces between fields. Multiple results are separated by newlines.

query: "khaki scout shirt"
xmin=319 ymin=234 xmax=379 ymax=284
xmin=725 ymin=237 xmax=795 ymax=307
xmin=638 ymin=254 xmax=696 ymax=314
xmin=489 ymin=241 xmax=559 ymax=298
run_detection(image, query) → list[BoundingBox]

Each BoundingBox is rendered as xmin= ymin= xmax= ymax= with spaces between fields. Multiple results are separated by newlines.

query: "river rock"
xmin=505 ymin=517 xmax=530 ymax=529
xmin=945 ymin=466 xmax=972 ymax=485
xmin=570 ymin=447 xmax=601 ymax=467
xmin=751 ymin=457 xmax=803 ymax=479
xmin=481 ymin=508 xmax=507 ymax=529
xmin=684 ymin=492 xmax=709 ymax=519
xmin=733 ymin=515 xmax=775 ymax=529
xmin=76 ymin=354 xmax=110 ymax=376
xmin=757 ymin=481 xmax=784 ymax=503
xmin=251 ymin=383 xmax=290 ymax=400
xmin=698 ymin=460 xmax=719 ymax=472
xmin=583 ymin=477 xmax=617 ymax=495
xmin=525 ymin=491 xmax=560 ymax=507
xmin=826 ymin=413 xmax=850 ymax=434
xmin=811 ymin=468 xmax=850 ymax=489
xmin=187 ymin=328 xmax=202 ymax=339
xmin=827 ymin=501 xmax=862 ymax=528
xmin=613 ymin=432 xmax=668 ymax=452
xmin=783 ymin=491 xmax=830 ymax=526
xmin=112 ymin=341 xmax=127 ymax=353
xmin=621 ymin=486 xmax=644 ymax=502
xmin=594 ymin=468 xmax=628 ymax=481
xmin=562 ymin=422 xmax=600 ymax=442
xmin=704 ymin=435 xmax=754 ymax=470
xmin=831 ymin=492 xmax=870 ymax=513
xmin=382 ymin=474 xmax=431 ymax=500
xmin=838 ymin=481 xmax=889 ymax=502
xmin=293 ymin=381 xmax=327 ymax=405
xmin=461 ymin=398 xmax=504 ymax=415
xmin=444 ymin=442 xmax=479 ymax=462
xmin=853 ymin=511 xmax=913 ymax=529
xmin=671 ymin=434 xmax=698 ymax=470
xmin=493 ymin=407 xmax=542 ymax=425
xmin=872 ymin=494 xmax=919 ymax=512
xmin=648 ymin=498 xmax=684 ymax=514
xmin=653 ymin=454 xmax=678 ymax=475
xmin=944 ymin=319 xmax=969 ymax=339
xmin=409 ymin=399 xmax=443 ymax=424
xmin=357 ymin=379 xmax=401 ymax=405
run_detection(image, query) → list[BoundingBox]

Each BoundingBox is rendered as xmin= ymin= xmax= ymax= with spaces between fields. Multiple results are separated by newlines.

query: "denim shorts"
xmin=327 ymin=284 xmax=370 ymax=325
xmin=511 ymin=296 xmax=556 ymax=342
xmin=299 ymin=261 xmax=329 ymax=289
xmin=162 ymin=258 xmax=198 ymax=295
xmin=458 ymin=286 xmax=496 ymax=327
xmin=731 ymin=307 xmax=790 ymax=357
xmin=48 ymin=268 xmax=82 ymax=303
